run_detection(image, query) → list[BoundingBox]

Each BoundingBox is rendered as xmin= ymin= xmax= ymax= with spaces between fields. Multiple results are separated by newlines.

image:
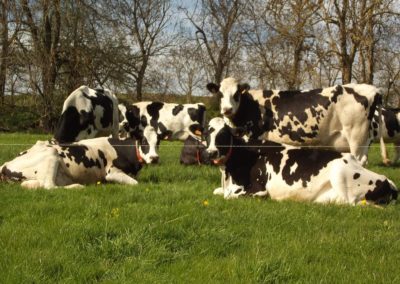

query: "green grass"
xmin=1 ymin=134 xmax=400 ymax=283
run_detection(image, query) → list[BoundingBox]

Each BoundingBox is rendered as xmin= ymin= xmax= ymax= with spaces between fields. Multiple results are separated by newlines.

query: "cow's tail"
xmin=112 ymin=95 xmax=120 ymax=139
xmin=376 ymin=91 xmax=389 ymax=165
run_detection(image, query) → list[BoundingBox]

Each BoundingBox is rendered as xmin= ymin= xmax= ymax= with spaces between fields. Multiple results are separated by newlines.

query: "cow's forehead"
xmin=208 ymin=118 xmax=225 ymax=132
xmin=219 ymin=78 xmax=238 ymax=96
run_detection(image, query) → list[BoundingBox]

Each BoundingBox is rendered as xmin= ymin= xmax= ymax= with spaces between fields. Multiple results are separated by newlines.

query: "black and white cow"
xmin=0 ymin=128 xmax=159 ymax=189
xmin=119 ymin=101 xmax=206 ymax=141
xmin=205 ymin=117 xmax=397 ymax=205
xmin=180 ymin=136 xmax=212 ymax=165
xmin=371 ymin=108 xmax=400 ymax=165
xmin=54 ymin=86 xmax=120 ymax=143
xmin=207 ymin=77 xmax=382 ymax=165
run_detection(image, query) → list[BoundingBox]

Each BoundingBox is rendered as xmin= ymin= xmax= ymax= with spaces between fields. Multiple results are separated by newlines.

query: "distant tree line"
xmin=0 ymin=0 xmax=399 ymax=131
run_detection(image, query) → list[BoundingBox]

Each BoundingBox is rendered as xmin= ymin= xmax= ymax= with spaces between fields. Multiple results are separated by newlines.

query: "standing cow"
xmin=119 ymin=101 xmax=206 ymax=141
xmin=207 ymin=77 xmax=382 ymax=165
xmin=371 ymin=108 xmax=400 ymax=165
xmin=205 ymin=118 xmax=397 ymax=205
xmin=54 ymin=86 xmax=120 ymax=143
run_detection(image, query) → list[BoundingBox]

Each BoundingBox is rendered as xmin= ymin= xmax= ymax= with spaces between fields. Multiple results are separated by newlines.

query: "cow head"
xmin=205 ymin=117 xmax=241 ymax=165
xmin=137 ymin=126 xmax=160 ymax=164
xmin=207 ymin=77 xmax=250 ymax=118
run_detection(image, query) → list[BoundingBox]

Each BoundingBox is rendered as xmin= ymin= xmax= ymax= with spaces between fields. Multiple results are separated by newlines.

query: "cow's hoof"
xmin=383 ymin=159 xmax=392 ymax=166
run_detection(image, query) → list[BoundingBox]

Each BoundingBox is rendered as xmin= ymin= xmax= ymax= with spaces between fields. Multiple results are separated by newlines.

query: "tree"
xmin=0 ymin=0 xmax=19 ymax=105
xmin=106 ymin=0 xmax=174 ymax=101
xmin=20 ymin=0 xmax=62 ymax=130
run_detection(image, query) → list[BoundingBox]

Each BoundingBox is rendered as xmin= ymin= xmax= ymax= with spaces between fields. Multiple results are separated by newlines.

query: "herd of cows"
xmin=1 ymin=77 xmax=400 ymax=206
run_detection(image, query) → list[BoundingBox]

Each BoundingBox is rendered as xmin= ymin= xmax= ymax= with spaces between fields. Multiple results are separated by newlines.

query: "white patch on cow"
xmin=290 ymin=162 xmax=298 ymax=175
xmin=139 ymin=126 xmax=159 ymax=164
xmin=219 ymin=77 xmax=240 ymax=116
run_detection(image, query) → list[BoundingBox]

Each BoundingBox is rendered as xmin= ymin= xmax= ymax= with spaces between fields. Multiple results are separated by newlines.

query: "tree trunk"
xmin=0 ymin=0 xmax=8 ymax=105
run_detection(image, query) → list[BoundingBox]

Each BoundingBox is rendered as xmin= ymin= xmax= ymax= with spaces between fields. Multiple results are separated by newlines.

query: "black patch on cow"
xmin=368 ymin=93 xmax=382 ymax=121
xmin=54 ymin=107 xmax=87 ymax=143
xmin=266 ymin=88 xmax=330 ymax=142
xmin=140 ymin=115 xmax=148 ymax=127
xmin=353 ymin=173 xmax=360 ymax=180
xmin=61 ymin=145 xmax=103 ymax=168
xmin=282 ymin=148 xmax=342 ymax=187
xmin=147 ymin=102 xmax=164 ymax=129
xmin=382 ymin=108 xmax=400 ymax=138
xmin=365 ymin=180 xmax=398 ymax=204
xmin=231 ymin=92 xmax=264 ymax=139
xmin=344 ymin=87 xmax=368 ymax=109
xmin=368 ymin=180 xmax=373 ymax=185
xmin=108 ymin=138 xmax=142 ymax=176
xmin=263 ymin=90 xmax=273 ymax=98
xmin=84 ymin=90 xmax=114 ymax=128
xmin=124 ymin=105 xmax=141 ymax=136
xmin=188 ymin=105 xmax=206 ymax=125
xmin=1 ymin=166 xmax=25 ymax=181
xmin=331 ymin=85 xmax=343 ymax=103
xmin=255 ymin=140 xmax=284 ymax=173
xmin=66 ymin=163 xmax=70 ymax=168
xmin=172 ymin=105 xmax=184 ymax=115
xmin=343 ymin=159 xmax=348 ymax=164
xmin=271 ymin=88 xmax=328 ymax=125
xmin=87 ymin=128 xmax=92 ymax=135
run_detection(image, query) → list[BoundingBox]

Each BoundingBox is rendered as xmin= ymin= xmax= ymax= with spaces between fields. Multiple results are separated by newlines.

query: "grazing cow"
xmin=0 ymin=128 xmax=159 ymax=189
xmin=54 ymin=86 xmax=120 ymax=143
xmin=180 ymin=136 xmax=212 ymax=165
xmin=205 ymin=117 xmax=397 ymax=205
xmin=119 ymin=101 xmax=206 ymax=141
xmin=371 ymin=108 xmax=400 ymax=165
xmin=207 ymin=77 xmax=382 ymax=165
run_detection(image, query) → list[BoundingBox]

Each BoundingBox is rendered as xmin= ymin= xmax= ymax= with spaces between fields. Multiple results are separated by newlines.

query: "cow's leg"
xmin=224 ymin=175 xmax=246 ymax=199
xmin=344 ymin=126 xmax=369 ymax=165
xmin=40 ymin=153 xmax=60 ymax=189
xmin=392 ymin=141 xmax=400 ymax=163
xmin=380 ymin=137 xmax=391 ymax=165
xmin=213 ymin=167 xmax=226 ymax=196
xmin=21 ymin=180 xmax=41 ymax=190
xmin=64 ymin=184 xmax=84 ymax=189
xmin=105 ymin=169 xmax=138 ymax=185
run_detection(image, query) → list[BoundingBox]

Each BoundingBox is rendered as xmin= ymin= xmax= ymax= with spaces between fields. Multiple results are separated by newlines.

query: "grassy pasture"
xmin=0 ymin=133 xmax=400 ymax=283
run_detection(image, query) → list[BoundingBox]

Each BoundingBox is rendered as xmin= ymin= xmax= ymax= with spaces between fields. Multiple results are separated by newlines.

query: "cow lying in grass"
xmin=205 ymin=117 xmax=397 ymax=205
xmin=180 ymin=136 xmax=212 ymax=165
xmin=0 ymin=127 xmax=159 ymax=189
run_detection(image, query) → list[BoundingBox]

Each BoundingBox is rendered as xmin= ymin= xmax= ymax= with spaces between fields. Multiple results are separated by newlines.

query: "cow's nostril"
xmin=208 ymin=150 xmax=218 ymax=159
xmin=150 ymin=156 xmax=159 ymax=164
xmin=223 ymin=108 xmax=233 ymax=116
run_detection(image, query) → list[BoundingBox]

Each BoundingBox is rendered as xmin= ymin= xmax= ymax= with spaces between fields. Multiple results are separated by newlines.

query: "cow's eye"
xmin=233 ymin=91 xmax=240 ymax=102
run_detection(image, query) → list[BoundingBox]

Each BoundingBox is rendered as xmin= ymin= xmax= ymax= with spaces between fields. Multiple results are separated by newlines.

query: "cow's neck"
xmin=231 ymin=93 xmax=263 ymax=138
xmin=224 ymin=137 xmax=258 ymax=187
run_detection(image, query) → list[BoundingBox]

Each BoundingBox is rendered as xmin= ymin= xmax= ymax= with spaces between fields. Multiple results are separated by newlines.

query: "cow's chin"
xmin=222 ymin=111 xmax=234 ymax=118
xmin=212 ymin=156 xmax=227 ymax=166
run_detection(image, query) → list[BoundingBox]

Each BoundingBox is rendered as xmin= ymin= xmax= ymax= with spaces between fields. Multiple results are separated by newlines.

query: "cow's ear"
xmin=238 ymin=83 xmax=250 ymax=93
xmin=207 ymin=83 xmax=220 ymax=94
